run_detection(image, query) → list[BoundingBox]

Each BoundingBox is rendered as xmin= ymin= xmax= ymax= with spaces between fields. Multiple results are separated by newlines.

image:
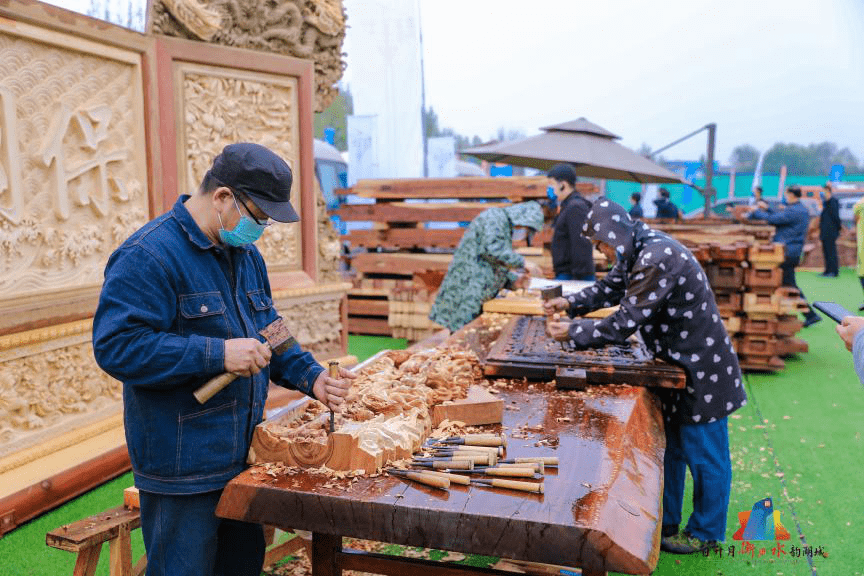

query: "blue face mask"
xmin=218 ymin=198 xmax=268 ymax=246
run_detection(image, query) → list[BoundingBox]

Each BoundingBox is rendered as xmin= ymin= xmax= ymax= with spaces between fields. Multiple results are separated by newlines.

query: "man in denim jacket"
xmin=93 ymin=143 xmax=353 ymax=576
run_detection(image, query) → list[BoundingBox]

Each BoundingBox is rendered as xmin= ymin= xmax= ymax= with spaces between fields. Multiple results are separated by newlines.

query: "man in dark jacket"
xmin=547 ymin=163 xmax=595 ymax=280
xmin=545 ymin=199 xmax=746 ymax=555
xmin=629 ymin=192 xmax=644 ymax=219
xmin=819 ymin=182 xmax=841 ymax=277
xmin=653 ymin=187 xmax=681 ymax=220
xmin=747 ymin=186 xmax=821 ymax=326
xmin=93 ymin=143 xmax=354 ymax=576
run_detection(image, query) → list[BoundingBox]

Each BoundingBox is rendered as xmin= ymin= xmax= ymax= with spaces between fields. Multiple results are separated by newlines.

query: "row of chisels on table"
xmin=386 ymin=434 xmax=557 ymax=494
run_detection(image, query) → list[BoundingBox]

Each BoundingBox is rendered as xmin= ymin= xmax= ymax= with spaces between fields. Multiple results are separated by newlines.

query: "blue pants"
xmin=139 ymin=490 xmax=265 ymax=576
xmin=662 ymin=417 xmax=732 ymax=542
xmin=555 ymin=272 xmax=596 ymax=282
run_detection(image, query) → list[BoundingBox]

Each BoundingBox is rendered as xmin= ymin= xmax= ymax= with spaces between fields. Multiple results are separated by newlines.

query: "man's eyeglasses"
xmin=234 ymin=194 xmax=272 ymax=227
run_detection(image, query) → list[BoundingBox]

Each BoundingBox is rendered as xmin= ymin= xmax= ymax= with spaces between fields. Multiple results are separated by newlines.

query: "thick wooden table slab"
xmin=216 ymin=379 xmax=664 ymax=575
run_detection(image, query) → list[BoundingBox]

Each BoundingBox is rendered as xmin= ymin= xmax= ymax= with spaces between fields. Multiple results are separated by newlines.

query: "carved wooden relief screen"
xmin=155 ymin=37 xmax=317 ymax=283
xmin=0 ymin=16 xmax=151 ymax=330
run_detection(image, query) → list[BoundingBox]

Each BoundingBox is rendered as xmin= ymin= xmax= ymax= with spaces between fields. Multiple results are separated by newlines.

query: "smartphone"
xmin=812 ymin=301 xmax=854 ymax=324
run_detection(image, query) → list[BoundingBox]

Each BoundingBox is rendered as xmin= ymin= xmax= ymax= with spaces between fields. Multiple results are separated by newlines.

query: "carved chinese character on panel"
xmin=0 ymin=24 xmax=149 ymax=301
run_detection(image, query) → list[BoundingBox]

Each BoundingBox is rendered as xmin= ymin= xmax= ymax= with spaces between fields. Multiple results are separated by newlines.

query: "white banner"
xmin=427 ymin=136 xmax=456 ymax=178
xmin=346 ymin=115 xmax=379 ymax=186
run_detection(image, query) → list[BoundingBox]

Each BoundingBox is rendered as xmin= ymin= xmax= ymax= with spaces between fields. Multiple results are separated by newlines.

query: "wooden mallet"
xmin=194 ymin=318 xmax=297 ymax=404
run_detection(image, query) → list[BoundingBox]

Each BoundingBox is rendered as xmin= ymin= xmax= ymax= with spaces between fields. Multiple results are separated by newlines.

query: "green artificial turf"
xmin=4 ymin=306 xmax=863 ymax=576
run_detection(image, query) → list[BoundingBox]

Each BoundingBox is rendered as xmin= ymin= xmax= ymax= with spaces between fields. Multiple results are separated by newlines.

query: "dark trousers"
xmin=821 ymin=236 xmax=838 ymax=275
xmin=663 ymin=417 xmax=732 ymax=542
xmin=780 ymin=255 xmax=815 ymax=317
xmin=555 ymin=272 xmax=597 ymax=282
xmin=139 ymin=490 xmax=265 ymax=576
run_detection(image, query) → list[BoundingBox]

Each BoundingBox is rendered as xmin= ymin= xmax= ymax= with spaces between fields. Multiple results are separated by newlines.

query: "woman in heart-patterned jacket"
xmin=546 ymin=197 xmax=746 ymax=554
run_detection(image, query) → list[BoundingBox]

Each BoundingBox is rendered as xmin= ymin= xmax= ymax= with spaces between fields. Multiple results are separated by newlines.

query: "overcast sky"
xmin=46 ymin=0 xmax=864 ymax=165
xmin=409 ymin=0 xmax=864 ymax=163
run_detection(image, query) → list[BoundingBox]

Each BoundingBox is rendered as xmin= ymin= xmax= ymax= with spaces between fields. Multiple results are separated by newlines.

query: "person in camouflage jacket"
xmin=429 ymin=202 xmax=544 ymax=332
xmin=546 ymin=198 xmax=746 ymax=555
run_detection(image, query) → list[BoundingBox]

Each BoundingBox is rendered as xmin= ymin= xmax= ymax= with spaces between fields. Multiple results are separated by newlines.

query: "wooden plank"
xmin=351 ymin=252 xmax=454 ymax=276
xmin=46 ymin=506 xmax=140 ymax=552
xmin=335 ymin=202 xmax=506 ymax=222
xmin=346 ymin=228 xmax=466 ymax=249
xmin=312 ymin=532 xmax=341 ymax=576
xmin=347 ymin=298 xmax=389 ymax=317
xmin=338 ymin=548 xmax=539 ymax=576
xmin=72 ymin=546 xmax=101 ymax=576
xmin=341 ymin=177 xmax=548 ymax=200
xmin=263 ymin=534 xmax=306 ymax=569
xmin=432 ymin=385 xmax=504 ymax=427
xmin=347 ymin=316 xmax=392 ymax=335
xmin=108 ymin=523 xmax=132 ymax=576
xmin=706 ymin=265 xmax=745 ymax=290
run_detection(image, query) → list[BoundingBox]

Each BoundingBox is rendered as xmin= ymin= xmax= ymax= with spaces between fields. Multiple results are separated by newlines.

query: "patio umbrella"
xmin=462 ymin=118 xmax=682 ymax=184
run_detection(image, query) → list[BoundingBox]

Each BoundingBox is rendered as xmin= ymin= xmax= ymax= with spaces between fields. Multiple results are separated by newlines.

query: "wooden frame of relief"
xmin=154 ymin=36 xmax=318 ymax=286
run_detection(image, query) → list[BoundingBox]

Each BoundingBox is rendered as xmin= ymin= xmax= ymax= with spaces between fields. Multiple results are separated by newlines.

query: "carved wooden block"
xmin=249 ymin=347 xmax=484 ymax=472
xmin=432 ymin=385 xmax=503 ymax=427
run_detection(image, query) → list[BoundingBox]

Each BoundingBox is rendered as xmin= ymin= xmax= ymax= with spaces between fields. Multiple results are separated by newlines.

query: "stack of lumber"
xmin=652 ymin=221 xmax=809 ymax=372
xmin=335 ymin=177 xmax=577 ymax=338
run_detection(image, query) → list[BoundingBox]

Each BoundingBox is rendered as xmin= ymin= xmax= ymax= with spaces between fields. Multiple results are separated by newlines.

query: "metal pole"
xmin=703 ymin=123 xmax=716 ymax=218
xmin=418 ymin=0 xmax=428 ymax=178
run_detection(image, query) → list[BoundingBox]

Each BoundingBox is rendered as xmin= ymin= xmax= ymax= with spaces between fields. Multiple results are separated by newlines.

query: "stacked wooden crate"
xmin=334 ymin=177 xmax=553 ymax=338
xmin=652 ymin=221 xmax=809 ymax=372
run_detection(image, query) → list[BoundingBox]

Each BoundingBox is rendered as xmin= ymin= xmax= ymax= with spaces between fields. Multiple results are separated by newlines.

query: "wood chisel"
xmin=327 ymin=361 xmax=339 ymax=433
xmin=432 ymin=434 xmax=507 ymax=447
xmin=419 ymin=470 xmax=471 ymax=486
xmin=499 ymin=457 xmax=558 ymax=467
xmin=470 ymin=478 xmax=544 ymax=494
xmin=386 ymin=469 xmax=449 ymax=490
xmin=411 ymin=459 xmax=473 ymax=471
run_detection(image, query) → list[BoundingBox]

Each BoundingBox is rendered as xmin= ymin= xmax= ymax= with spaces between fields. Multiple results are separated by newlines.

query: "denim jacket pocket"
xmin=247 ymin=289 xmax=275 ymax=330
xmin=176 ymin=400 xmax=239 ymax=476
xmin=178 ymin=292 xmax=230 ymax=337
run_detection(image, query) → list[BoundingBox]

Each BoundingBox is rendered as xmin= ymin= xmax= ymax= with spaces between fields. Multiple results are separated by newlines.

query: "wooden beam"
xmin=335 ymin=202 xmax=505 ymax=222
xmin=342 ymin=177 xmax=548 ymax=200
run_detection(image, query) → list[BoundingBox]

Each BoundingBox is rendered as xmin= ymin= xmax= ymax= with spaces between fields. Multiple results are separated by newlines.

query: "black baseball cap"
xmin=207 ymin=143 xmax=299 ymax=223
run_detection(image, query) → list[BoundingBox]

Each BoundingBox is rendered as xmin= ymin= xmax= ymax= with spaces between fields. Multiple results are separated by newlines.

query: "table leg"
xmin=311 ymin=532 xmax=341 ymax=576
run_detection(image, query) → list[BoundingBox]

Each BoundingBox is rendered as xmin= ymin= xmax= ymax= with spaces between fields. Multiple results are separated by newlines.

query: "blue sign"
xmin=324 ymin=126 xmax=336 ymax=146
xmin=490 ymin=164 xmax=513 ymax=177
xmin=830 ymin=164 xmax=844 ymax=183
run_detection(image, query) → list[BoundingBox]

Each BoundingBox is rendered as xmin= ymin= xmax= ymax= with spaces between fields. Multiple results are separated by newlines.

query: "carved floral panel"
xmin=0 ymin=21 xmax=149 ymax=304
xmin=178 ymin=63 xmax=303 ymax=272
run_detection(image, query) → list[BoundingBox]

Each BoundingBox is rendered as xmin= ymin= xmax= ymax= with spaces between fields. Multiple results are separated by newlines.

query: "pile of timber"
xmin=334 ymin=177 xmax=586 ymax=338
xmin=653 ymin=221 xmax=809 ymax=372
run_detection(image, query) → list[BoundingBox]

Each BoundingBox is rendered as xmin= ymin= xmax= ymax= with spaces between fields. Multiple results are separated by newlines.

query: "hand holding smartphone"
xmin=813 ymin=301 xmax=854 ymax=324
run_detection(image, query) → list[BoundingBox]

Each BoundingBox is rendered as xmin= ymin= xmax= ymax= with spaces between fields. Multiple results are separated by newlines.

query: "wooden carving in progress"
xmin=249 ymin=347 xmax=486 ymax=472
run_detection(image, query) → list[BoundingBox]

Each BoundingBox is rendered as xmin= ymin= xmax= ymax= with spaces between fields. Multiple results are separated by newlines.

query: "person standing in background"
xmin=747 ymin=185 xmax=821 ymax=327
xmin=654 ymin=187 xmax=681 ymax=220
xmin=854 ymin=196 xmax=864 ymax=310
xmin=749 ymin=186 xmax=763 ymax=206
xmin=819 ymin=182 xmax=841 ymax=278
xmin=429 ymin=202 xmax=544 ymax=332
xmin=629 ymin=192 xmax=644 ymax=219
xmin=547 ymin=163 xmax=595 ymax=281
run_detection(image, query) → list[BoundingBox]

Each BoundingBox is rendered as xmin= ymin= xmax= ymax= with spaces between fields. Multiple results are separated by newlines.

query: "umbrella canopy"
xmin=462 ymin=118 xmax=682 ymax=184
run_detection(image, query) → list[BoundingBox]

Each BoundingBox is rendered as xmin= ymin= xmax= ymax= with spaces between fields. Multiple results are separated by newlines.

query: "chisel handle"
xmin=193 ymin=372 xmax=238 ymax=404
xmin=487 ymin=479 xmax=544 ymax=493
xmin=393 ymin=471 xmax=449 ymax=490
xmin=423 ymin=470 xmax=471 ymax=486
xmin=462 ymin=434 xmax=507 ymax=447
xmin=483 ymin=467 xmax=536 ymax=478
xmin=497 ymin=462 xmax=544 ymax=474
xmin=430 ymin=460 xmax=473 ymax=470
xmin=514 ymin=457 xmax=558 ymax=466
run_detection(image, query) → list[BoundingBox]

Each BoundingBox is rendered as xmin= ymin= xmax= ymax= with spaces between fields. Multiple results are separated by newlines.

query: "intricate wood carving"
xmin=178 ymin=64 xmax=304 ymax=272
xmin=152 ymin=0 xmax=346 ymax=112
xmin=0 ymin=20 xmax=149 ymax=308
xmin=249 ymin=348 xmax=483 ymax=472
xmin=0 ymin=338 xmax=120 ymax=460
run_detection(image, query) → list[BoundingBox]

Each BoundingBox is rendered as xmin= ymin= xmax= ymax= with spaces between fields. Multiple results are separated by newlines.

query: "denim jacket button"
xmin=200 ymin=305 xmax=208 ymax=313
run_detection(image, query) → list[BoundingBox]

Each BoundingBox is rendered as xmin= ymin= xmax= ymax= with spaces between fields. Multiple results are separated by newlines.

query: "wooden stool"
xmin=46 ymin=487 xmax=308 ymax=576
